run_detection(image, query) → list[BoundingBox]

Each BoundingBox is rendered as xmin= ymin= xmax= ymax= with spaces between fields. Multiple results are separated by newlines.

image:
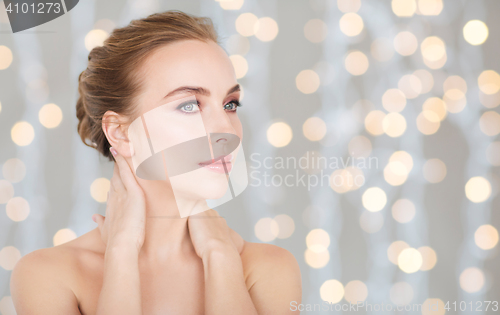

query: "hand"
xmin=92 ymin=147 xmax=146 ymax=254
xmin=229 ymin=227 xmax=245 ymax=255
xmin=187 ymin=209 xmax=245 ymax=260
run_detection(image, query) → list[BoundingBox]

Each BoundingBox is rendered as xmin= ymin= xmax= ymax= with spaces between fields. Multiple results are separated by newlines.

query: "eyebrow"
xmin=163 ymin=84 xmax=240 ymax=99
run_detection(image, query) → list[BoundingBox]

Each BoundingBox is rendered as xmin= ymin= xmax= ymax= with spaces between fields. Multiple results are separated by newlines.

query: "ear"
xmin=102 ymin=111 xmax=133 ymax=158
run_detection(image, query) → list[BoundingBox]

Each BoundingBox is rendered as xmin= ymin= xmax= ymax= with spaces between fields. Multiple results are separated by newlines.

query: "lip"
xmin=198 ymin=154 xmax=233 ymax=174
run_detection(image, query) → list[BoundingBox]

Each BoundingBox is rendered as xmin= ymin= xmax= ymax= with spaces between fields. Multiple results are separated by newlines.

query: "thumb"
xmin=92 ymin=214 xmax=105 ymax=230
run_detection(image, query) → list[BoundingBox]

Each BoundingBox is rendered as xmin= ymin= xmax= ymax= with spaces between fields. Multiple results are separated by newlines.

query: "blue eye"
xmin=177 ymin=101 xmax=200 ymax=113
xmin=224 ymin=100 xmax=241 ymax=111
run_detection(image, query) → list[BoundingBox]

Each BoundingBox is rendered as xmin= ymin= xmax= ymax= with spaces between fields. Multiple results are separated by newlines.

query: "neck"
xmin=136 ymin=179 xmax=197 ymax=263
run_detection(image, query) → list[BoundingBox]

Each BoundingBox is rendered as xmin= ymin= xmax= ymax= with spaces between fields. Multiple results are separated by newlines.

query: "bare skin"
xmin=10 ymin=40 xmax=302 ymax=315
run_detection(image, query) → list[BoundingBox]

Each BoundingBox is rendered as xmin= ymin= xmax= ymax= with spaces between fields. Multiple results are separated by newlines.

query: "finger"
xmin=207 ymin=209 xmax=218 ymax=216
xmin=228 ymin=227 xmax=244 ymax=254
xmin=230 ymin=227 xmax=244 ymax=243
xmin=189 ymin=209 xmax=219 ymax=219
xmin=110 ymin=163 xmax=125 ymax=192
xmin=110 ymin=147 xmax=140 ymax=192
xmin=201 ymin=209 xmax=219 ymax=217
xmin=93 ymin=214 xmax=105 ymax=230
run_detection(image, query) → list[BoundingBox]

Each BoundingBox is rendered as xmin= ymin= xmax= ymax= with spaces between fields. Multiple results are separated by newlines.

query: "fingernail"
xmin=110 ymin=147 xmax=117 ymax=157
xmin=92 ymin=214 xmax=96 ymax=222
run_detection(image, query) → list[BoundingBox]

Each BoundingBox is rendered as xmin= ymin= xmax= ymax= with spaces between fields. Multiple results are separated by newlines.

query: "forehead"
xmin=136 ymin=40 xmax=237 ymax=108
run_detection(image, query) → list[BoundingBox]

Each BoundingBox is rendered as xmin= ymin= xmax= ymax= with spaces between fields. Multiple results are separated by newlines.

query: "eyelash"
xmin=224 ymin=99 xmax=242 ymax=112
xmin=176 ymin=99 xmax=242 ymax=114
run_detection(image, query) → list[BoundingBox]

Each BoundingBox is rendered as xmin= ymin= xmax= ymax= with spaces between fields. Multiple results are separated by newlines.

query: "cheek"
xmin=171 ymin=120 xmax=206 ymax=141
xmin=153 ymin=115 xmax=207 ymax=148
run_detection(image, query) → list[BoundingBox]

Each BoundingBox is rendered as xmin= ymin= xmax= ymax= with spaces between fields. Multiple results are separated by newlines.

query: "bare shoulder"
xmin=10 ymin=228 xmax=103 ymax=314
xmin=241 ymin=242 xmax=301 ymax=284
xmin=11 ymin=228 xmax=103 ymax=281
xmin=241 ymin=242 xmax=300 ymax=271
xmin=240 ymin=242 xmax=302 ymax=314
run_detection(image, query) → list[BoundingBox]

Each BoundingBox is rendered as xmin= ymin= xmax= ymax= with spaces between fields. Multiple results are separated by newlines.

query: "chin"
xmin=170 ymin=168 xmax=232 ymax=201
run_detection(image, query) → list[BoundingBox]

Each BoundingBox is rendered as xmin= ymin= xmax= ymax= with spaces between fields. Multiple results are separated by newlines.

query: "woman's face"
xmin=127 ymin=39 xmax=243 ymax=209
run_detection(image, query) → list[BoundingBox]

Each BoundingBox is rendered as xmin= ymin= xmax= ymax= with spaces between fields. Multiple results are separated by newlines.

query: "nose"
xmin=210 ymin=132 xmax=240 ymax=160
xmin=199 ymin=103 xmax=239 ymax=159
xmin=200 ymin=102 xmax=237 ymax=138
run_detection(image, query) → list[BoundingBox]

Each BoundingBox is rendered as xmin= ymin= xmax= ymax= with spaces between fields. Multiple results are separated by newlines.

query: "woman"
xmin=10 ymin=10 xmax=302 ymax=315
